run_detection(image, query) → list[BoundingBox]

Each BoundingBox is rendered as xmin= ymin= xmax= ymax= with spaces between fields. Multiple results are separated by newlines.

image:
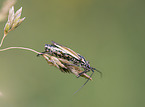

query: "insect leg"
xmin=92 ymin=68 xmax=102 ymax=78
xmin=37 ymin=51 xmax=51 ymax=57
xmin=73 ymin=71 xmax=94 ymax=94
xmin=37 ymin=52 xmax=46 ymax=56
xmin=77 ymin=69 xmax=89 ymax=78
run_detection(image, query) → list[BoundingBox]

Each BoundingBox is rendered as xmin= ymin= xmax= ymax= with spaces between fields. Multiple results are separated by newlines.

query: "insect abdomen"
xmin=44 ymin=44 xmax=83 ymax=66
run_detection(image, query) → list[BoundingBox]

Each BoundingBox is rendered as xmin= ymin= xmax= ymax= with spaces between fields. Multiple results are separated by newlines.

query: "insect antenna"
xmin=92 ymin=68 xmax=102 ymax=78
xmin=73 ymin=71 xmax=94 ymax=94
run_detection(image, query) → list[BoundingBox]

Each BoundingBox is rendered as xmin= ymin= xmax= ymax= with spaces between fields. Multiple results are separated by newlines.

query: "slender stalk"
xmin=0 ymin=46 xmax=40 ymax=54
xmin=0 ymin=33 xmax=7 ymax=47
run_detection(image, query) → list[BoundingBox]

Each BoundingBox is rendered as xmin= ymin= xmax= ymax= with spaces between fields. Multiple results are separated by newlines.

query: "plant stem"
xmin=0 ymin=46 xmax=40 ymax=54
xmin=0 ymin=33 xmax=7 ymax=47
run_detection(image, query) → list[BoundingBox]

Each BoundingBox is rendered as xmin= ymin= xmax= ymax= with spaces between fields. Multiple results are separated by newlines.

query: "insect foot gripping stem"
xmin=37 ymin=52 xmax=46 ymax=56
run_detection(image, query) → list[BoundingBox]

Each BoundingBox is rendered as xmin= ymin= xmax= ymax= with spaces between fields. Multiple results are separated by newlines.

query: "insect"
xmin=38 ymin=41 xmax=102 ymax=77
xmin=38 ymin=41 xmax=101 ymax=93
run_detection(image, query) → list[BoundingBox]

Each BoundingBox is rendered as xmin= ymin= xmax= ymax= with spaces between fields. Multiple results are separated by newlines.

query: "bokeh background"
xmin=0 ymin=0 xmax=145 ymax=107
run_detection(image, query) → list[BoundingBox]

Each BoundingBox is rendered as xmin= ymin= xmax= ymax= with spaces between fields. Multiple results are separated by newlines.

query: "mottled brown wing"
xmin=51 ymin=41 xmax=81 ymax=60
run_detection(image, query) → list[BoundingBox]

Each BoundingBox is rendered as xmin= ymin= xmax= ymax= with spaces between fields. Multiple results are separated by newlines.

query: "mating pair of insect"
xmin=38 ymin=41 xmax=102 ymax=93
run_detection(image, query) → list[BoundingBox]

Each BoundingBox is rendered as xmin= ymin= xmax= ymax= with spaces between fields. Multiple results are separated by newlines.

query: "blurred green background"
xmin=0 ymin=0 xmax=145 ymax=107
